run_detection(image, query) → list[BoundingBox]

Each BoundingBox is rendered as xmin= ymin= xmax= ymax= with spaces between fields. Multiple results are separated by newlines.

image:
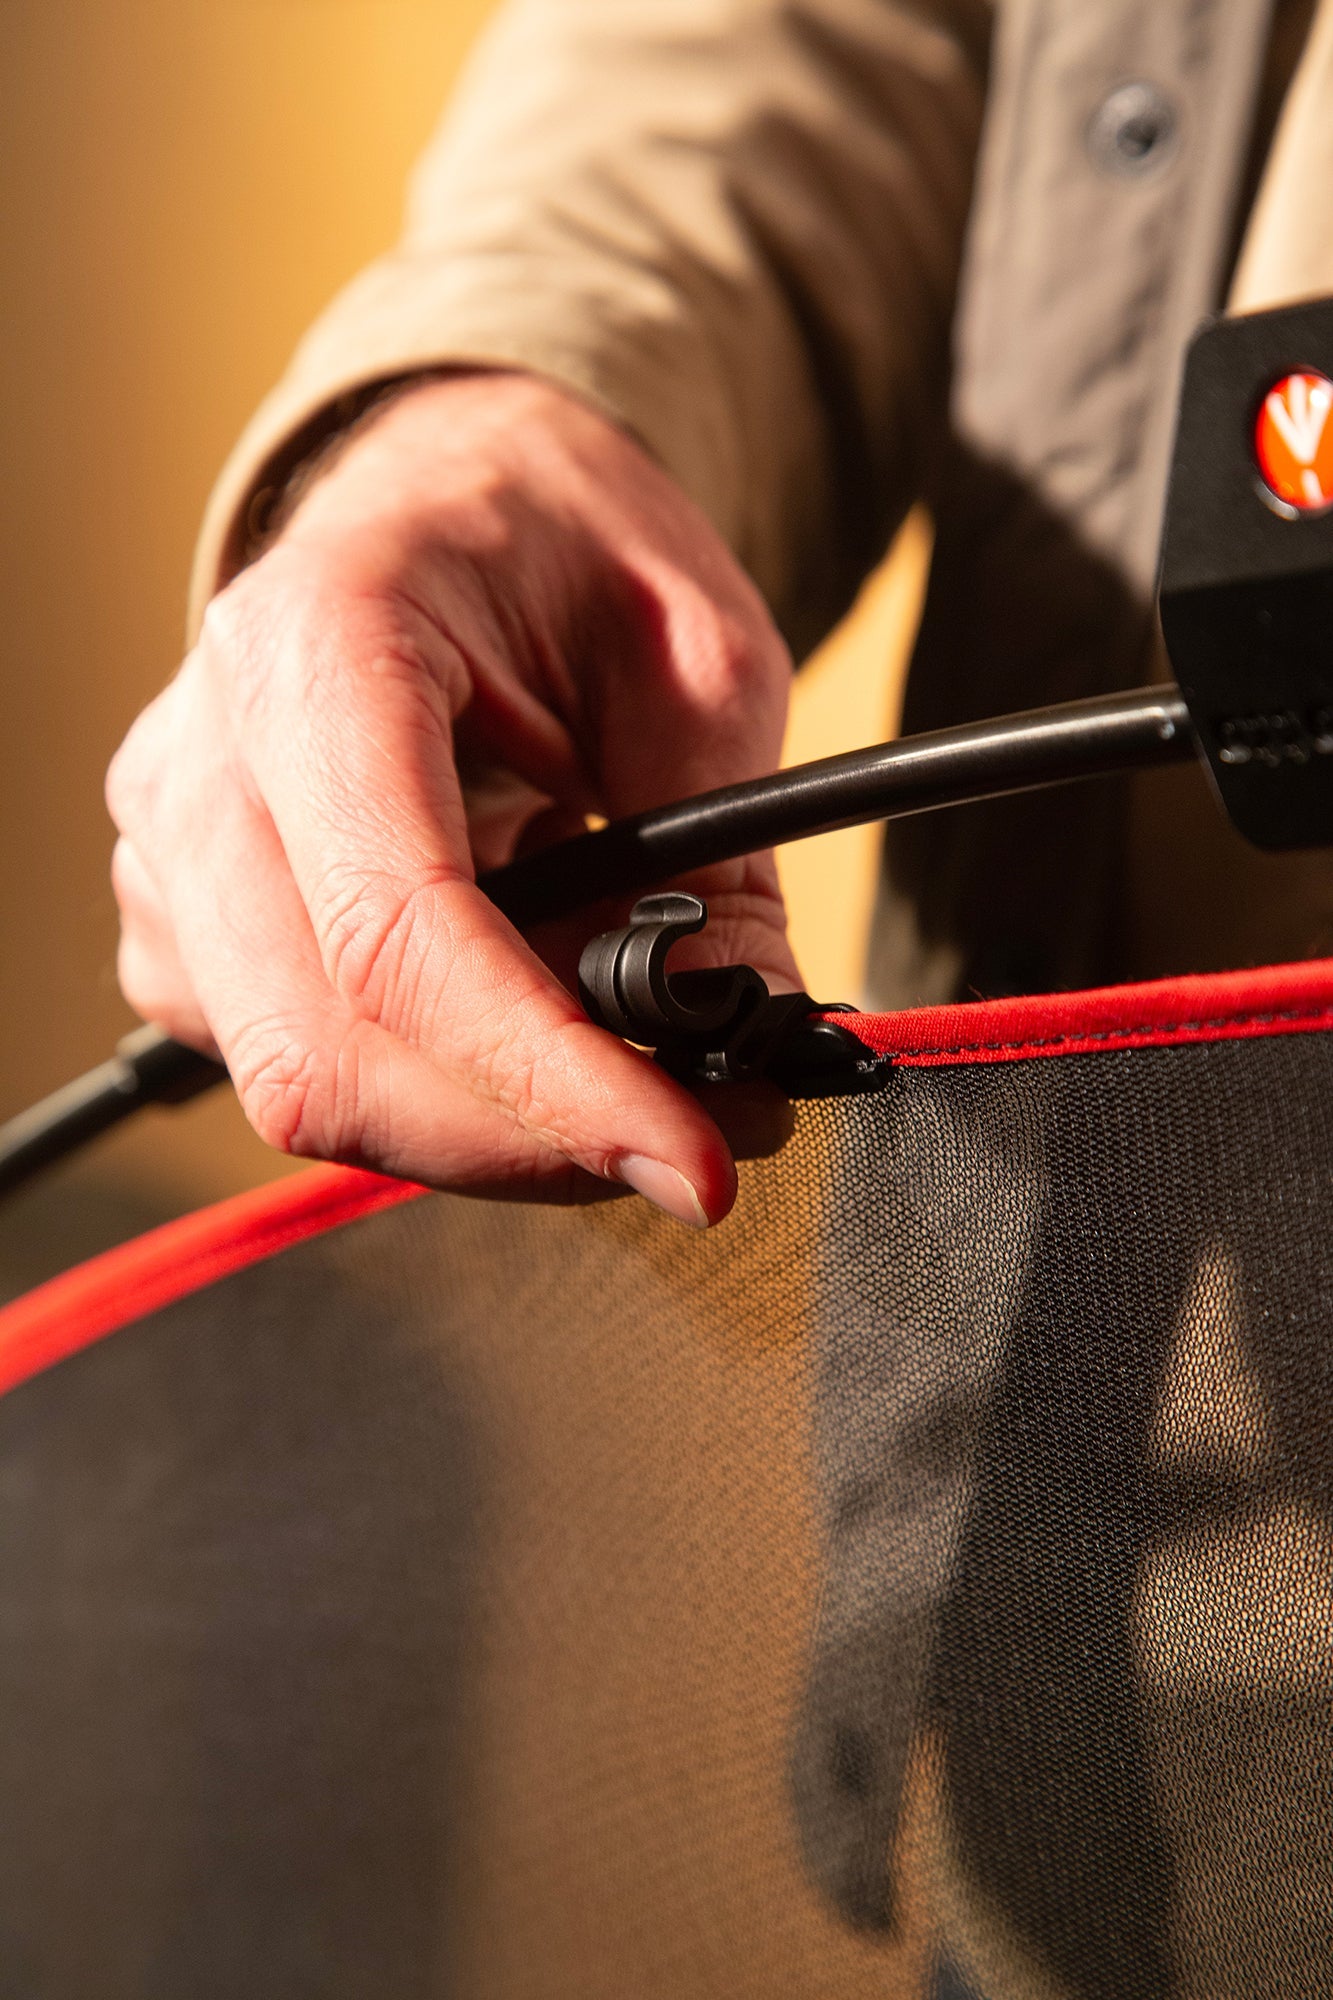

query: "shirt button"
xmin=1086 ymin=81 xmax=1179 ymax=177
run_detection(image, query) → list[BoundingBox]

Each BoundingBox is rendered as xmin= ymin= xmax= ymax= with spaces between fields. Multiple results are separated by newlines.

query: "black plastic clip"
xmin=577 ymin=892 xmax=881 ymax=1094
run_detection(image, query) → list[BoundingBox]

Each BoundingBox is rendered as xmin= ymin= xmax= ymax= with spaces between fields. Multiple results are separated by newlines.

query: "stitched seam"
xmin=883 ymin=1002 xmax=1333 ymax=1062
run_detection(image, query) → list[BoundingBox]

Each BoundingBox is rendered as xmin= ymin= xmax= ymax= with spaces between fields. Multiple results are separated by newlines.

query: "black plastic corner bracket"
xmin=576 ymin=893 xmax=880 ymax=1094
xmin=1159 ymin=297 xmax=1333 ymax=849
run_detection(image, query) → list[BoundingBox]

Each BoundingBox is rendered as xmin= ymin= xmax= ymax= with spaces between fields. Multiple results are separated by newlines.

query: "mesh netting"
xmin=1 ymin=1029 xmax=1331 ymax=1998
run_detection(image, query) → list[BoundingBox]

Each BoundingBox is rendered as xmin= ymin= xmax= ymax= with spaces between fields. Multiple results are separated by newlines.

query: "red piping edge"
xmin=4 ymin=956 xmax=1333 ymax=1405
xmin=0 ymin=1165 xmax=427 ymax=1402
xmin=839 ymin=954 xmax=1333 ymax=1066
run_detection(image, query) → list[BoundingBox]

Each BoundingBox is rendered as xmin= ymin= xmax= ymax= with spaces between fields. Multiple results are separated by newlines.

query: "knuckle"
xmin=105 ymin=713 xmax=161 ymax=834
xmin=115 ymin=932 xmax=160 ymax=1021
xmin=319 ymin=871 xmax=404 ymax=1000
xmin=115 ymin=934 xmax=198 ymax=1044
xmin=707 ymin=610 xmax=789 ymax=726
xmin=658 ymin=562 xmax=785 ymax=688
xmin=200 ymin=561 xmax=318 ymax=719
xmin=110 ymin=837 xmax=158 ymax=925
xmin=475 ymin=1008 xmax=606 ymax=1159
xmin=104 ymin=748 xmax=136 ymax=834
xmin=361 ymin=630 xmax=457 ymax=743
xmin=230 ymin=1027 xmax=333 ymax=1157
xmin=317 ymin=868 xmax=453 ymax=1022
xmin=208 ymin=554 xmax=452 ymax=748
xmin=198 ymin=578 xmax=257 ymax=664
xmin=484 ymin=1049 xmax=544 ymax=1133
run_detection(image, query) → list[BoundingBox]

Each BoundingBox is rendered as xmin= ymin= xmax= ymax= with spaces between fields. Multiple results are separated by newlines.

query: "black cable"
xmin=0 ymin=684 xmax=1194 ymax=1199
xmin=487 ymin=684 xmax=1192 ymax=925
xmin=0 ymin=1026 xmax=228 ymax=1201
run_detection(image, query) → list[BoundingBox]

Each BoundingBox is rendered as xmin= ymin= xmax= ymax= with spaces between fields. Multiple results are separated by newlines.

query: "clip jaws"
xmin=577 ymin=893 xmax=880 ymax=1093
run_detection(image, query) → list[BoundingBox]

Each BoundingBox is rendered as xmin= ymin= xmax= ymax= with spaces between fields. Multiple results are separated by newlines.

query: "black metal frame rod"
xmin=489 ymin=685 xmax=1191 ymax=926
xmin=0 ymin=685 xmax=1195 ymax=1199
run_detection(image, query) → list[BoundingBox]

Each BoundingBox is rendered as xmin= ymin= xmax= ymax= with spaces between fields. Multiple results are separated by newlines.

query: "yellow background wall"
xmin=0 ymin=0 xmax=920 ymax=1288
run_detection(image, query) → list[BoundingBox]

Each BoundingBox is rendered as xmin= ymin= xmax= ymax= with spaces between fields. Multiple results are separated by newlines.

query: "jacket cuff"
xmin=186 ymin=258 xmax=749 ymax=641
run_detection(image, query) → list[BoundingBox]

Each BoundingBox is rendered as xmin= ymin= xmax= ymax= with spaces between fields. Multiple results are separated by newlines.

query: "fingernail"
xmin=615 ymin=1154 xmax=709 ymax=1229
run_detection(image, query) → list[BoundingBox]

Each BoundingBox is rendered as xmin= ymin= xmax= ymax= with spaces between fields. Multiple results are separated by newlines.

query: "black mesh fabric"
xmin=1 ymin=1028 xmax=1332 ymax=1998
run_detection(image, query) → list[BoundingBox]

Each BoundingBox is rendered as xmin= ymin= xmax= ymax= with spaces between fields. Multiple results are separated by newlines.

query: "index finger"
xmin=207 ymin=568 xmax=741 ymax=1221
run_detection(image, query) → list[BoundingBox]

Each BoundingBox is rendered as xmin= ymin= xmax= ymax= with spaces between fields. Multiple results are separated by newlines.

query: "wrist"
xmin=249 ymin=369 xmax=469 ymax=561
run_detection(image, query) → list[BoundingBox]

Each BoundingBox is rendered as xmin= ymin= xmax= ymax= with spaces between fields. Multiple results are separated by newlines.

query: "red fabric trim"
xmin=842 ymin=955 xmax=1333 ymax=1067
xmin=5 ymin=956 xmax=1333 ymax=1406
xmin=0 ymin=1166 xmax=426 ymax=1401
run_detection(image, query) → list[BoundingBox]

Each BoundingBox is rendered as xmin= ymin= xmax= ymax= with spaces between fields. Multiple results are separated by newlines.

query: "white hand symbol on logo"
xmin=1265 ymin=375 xmax=1333 ymax=505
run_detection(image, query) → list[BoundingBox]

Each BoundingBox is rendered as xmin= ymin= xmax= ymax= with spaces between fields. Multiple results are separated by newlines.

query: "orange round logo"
xmin=1255 ymin=369 xmax=1333 ymax=514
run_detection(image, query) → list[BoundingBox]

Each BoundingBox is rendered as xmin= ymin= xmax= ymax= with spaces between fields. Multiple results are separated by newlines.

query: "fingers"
xmin=111 ymin=836 xmax=218 ymax=1056
xmin=333 ymin=372 xmax=803 ymax=1001
xmin=548 ymin=533 xmax=801 ymax=1001
xmin=104 ymin=377 xmax=810 ymax=1226
xmin=112 ymin=586 xmax=740 ymax=1222
xmin=674 ymin=850 xmax=804 ymax=996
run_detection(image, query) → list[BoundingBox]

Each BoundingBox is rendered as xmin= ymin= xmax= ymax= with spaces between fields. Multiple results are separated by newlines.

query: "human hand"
xmin=107 ymin=373 xmax=799 ymax=1225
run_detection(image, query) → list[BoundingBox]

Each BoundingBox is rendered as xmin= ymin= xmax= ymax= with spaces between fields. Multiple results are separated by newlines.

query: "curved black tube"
xmin=0 ymin=685 xmax=1194 ymax=1199
xmin=489 ymin=684 xmax=1191 ymax=925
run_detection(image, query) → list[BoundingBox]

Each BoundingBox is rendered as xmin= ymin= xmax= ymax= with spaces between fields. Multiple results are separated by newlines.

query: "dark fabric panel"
xmin=2 ymin=1032 xmax=1332 ymax=1996
xmin=0 ymin=1231 xmax=483 ymax=1999
xmin=794 ymin=1035 xmax=1333 ymax=1998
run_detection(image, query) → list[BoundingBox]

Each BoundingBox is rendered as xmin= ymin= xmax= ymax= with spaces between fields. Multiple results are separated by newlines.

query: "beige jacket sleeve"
xmin=189 ymin=0 xmax=989 ymax=656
